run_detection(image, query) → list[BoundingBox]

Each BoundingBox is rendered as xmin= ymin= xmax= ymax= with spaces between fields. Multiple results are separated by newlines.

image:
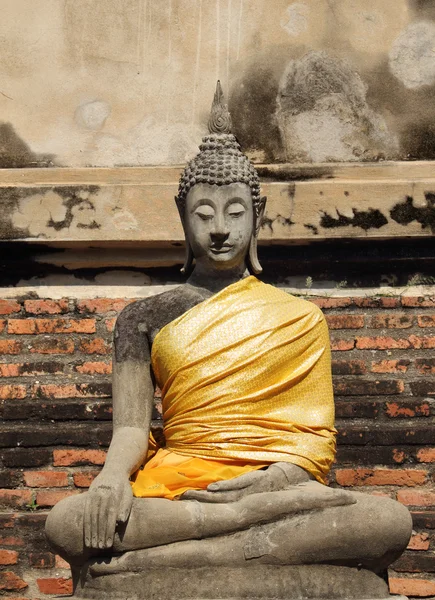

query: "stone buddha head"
xmin=175 ymin=82 xmax=266 ymax=275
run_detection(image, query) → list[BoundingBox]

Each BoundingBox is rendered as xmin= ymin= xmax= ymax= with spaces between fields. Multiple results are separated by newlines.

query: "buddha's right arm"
xmin=84 ymin=304 xmax=155 ymax=549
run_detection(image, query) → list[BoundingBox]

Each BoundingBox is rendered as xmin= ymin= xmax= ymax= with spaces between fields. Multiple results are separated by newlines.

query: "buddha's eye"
xmin=227 ymin=202 xmax=246 ymax=218
xmin=194 ymin=206 xmax=215 ymax=221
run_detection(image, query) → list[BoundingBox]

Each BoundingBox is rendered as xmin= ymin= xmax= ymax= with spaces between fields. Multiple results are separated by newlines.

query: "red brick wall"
xmin=0 ymin=295 xmax=434 ymax=598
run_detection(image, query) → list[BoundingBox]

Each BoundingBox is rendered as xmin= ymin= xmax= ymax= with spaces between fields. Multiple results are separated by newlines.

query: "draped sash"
xmin=131 ymin=276 xmax=336 ymax=498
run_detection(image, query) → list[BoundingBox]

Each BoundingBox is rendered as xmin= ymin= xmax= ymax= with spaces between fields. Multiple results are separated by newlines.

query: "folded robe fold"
xmin=131 ymin=276 xmax=336 ymax=499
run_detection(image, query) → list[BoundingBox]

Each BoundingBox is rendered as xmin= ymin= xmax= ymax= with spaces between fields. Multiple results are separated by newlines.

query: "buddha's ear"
xmin=174 ymin=195 xmax=185 ymax=224
xmin=175 ymin=196 xmax=194 ymax=275
xmin=249 ymin=197 xmax=266 ymax=275
xmin=254 ymin=196 xmax=267 ymax=236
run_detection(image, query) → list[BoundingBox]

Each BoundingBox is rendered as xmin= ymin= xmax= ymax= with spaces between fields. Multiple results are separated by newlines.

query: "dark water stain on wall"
xmin=261 ymin=214 xmax=294 ymax=233
xmin=257 ymin=165 xmax=333 ymax=182
xmin=320 ymin=208 xmax=388 ymax=231
xmin=229 ymin=48 xmax=298 ymax=162
xmin=401 ymin=122 xmax=435 ymax=160
xmin=390 ymin=194 xmax=435 ymax=233
xmin=0 ymin=187 xmax=36 ymax=239
xmin=409 ymin=0 xmax=435 ymax=19
xmin=49 ymin=186 xmax=101 ymax=231
xmin=0 ymin=123 xmax=55 ymax=168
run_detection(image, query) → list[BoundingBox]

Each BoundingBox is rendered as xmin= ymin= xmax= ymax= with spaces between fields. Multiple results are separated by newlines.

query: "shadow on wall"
xmin=0 ymin=123 xmax=55 ymax=168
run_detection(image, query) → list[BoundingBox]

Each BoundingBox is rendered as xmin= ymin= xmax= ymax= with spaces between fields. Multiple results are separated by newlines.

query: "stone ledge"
xmin=0 ymin=162 xmax=434 ymax=244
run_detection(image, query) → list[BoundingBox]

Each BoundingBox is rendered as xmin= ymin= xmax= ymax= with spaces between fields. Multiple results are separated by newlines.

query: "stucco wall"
xmin=1 ymin=0 xmax=435 ymax=167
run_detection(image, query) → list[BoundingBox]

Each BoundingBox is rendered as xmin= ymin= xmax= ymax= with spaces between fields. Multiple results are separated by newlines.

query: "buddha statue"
xmin=45 ymin=82 xmax=412 ymax=600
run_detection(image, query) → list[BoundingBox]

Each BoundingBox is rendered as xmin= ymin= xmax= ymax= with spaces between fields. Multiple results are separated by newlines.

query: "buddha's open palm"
xmin=181 ymin=462 xmax=312 ymax=503
xmin=84 ymin=472 xmax=133 ymax=549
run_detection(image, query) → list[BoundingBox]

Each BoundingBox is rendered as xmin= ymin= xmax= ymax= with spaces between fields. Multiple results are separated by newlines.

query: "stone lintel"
xmin=0 ymin=162 xmax=434 ymax=244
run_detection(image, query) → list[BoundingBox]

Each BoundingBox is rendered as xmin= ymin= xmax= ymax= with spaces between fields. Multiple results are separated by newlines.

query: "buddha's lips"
xmin=210 ymin=244 xmax=233 ymax=254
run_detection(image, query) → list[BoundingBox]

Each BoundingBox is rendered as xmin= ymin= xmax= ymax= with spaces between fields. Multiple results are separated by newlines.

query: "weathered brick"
xmin=0 ymin=300 xmax=21 ymax=315
xmin=353 ymin=296 xmax=399 ymax=308
xmin=0 ymin=319 xmax=6 ymax=333
xmin=0 ymin=550 xmax=18 ymax=565
xmin=3 ymin=399 xmax=112 ymax=421
xmin=310 ymin=298 xmax=352 ymax=309
xmin=416 ymin=448 xmax=435 ymax=463
xmin=370 ymin=313 xmax=413 ymax=328
xmin=55 ymin=554 xmax=70 ymax=568
xmin=24 ymin=299 xmax=69 ymax=314
xmin=389 ymin=578 xmax=435 ymax=597
xmin=0 ymin=340 xmax=22 ymax=355
xmin=0 ymin=514 xmax=15 ymax=528
xmin=0 ymin=362 xmax=64 ymax=377
xmin=77 ymin=298 xmax=133 ymax=314
xmin=35 ymin=489 xmax=79 ymax=507
xmin=401 ymin=296 xmax=435 ymax=307
xmin=356 ymin=336 xmax=410 ymax=349
xmin=418 ymin=314 xmax=435 ymax=327
xmin=409 ymin=335 xmax=435 ymax=349
xmin=412 ymin=511 xmax=435 ymax=529
xmin=398 ymin=490 xmax=435 ymax=506
xmin=410 ymin=381 xmax=435 ymax=396
xmin=8 ymin=318 xmax=96 ymax=335
xmin=0 ymin=422 xmax=112 ymax=448
xmin=336 ymin=468 xmax=427 ymax=487
xmin=1 ymin=448 xmax=51 ymax=468
xmin=335 ymin=401 xmax=379 ymax=419
xmin=0 ymin=571 xmax=27 ymax=591
xmin=79 ymin=338 xmax=111 ymax=354
xmin=331 ymin=360 xmax=366 ymax=375
xmin=370 ymin=359 xmax=410 ymax=373
xmin=407 ymin=532 xmax=430 ymax=551
xmin=326 ymin=315 xmax=364 ymax=329
xmin=393 ymin=553 xmax=435 ymax=572
xmin=337 ymin=424 xmax=434 ymax=445
xmin=37 ymin=577 xmax=73 ymax=595
xmin=337 ymin=446 xmax=408 ymax=465
xmin=29 ymin=338 xmax=74 ymax=354
xmin=73 ymin=471 xmax=99 ymax=488
xmin=105 ymin=317 xmax=117 ymax=332
xmin=53 ymin=448 xmax=107 ymax=466
xmin=24 ymin=471 xmax=69 ymax=488
xmin=334 ymin=379 xmax=404 ymax=396
xmin=330 ymin=338 xmax=355 ymax=351
xmin=0 ymin=490 xmax=32 ymax=509
xmin=357 ymin=335 xmax=435 ymax=350
xmin=75 ymin=361 xmax=112 ymax=375
xmin=16 ymin=512 xmax=47 ymax=529
xmin=0 ymin=385 xmax=27 ymax=400
xmin=33 ymin=383 xmax=111 ymax=399
xmin=415 ymin=358 xmax=435 ymax=374
xmin=0 ymin=471 xmax=23 ymax=488
xmin=385 ymin=401 xmax=430 ymax=418
xmin=29 ymin=552 xmax=55 ymax=568
xmin=0 ymin=536 xmax=24 ymax=546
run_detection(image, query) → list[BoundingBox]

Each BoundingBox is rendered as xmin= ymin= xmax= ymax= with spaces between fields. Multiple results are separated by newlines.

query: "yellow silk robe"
xmin=131 ymin=276 xmax=336 ymax=499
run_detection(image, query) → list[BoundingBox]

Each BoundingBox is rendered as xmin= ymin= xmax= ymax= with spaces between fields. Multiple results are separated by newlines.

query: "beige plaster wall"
xmin=0 ymin=0 xmax=434 ymax=167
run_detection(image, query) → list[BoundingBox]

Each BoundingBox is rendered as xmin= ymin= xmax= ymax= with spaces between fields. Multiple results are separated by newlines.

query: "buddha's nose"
xmin=211 ymin=215 xmax=230 ymax=239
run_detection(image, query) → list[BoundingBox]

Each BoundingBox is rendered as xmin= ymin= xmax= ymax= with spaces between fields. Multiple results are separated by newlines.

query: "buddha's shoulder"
xmin=262 ymin=283 xmax=325 ymax=320
xmin=115 ymin=285 xmax=207 ymax=334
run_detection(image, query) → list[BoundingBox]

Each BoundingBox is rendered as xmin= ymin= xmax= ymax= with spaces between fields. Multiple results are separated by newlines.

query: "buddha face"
xmin=184 ymin=182 xmax=254 ymax=270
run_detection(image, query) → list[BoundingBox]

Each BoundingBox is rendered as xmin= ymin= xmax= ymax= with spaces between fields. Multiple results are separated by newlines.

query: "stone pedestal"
xmin=74 ymin=563 xmax=397 ymax=600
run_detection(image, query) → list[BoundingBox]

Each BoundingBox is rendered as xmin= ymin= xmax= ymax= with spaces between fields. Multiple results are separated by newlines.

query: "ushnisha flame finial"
xmin=208 ymin=80 xmax=232 ymax=135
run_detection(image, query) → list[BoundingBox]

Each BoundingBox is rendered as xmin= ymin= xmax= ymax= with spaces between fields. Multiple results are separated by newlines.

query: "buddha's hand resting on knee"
xmin=182 ymin=462 xmax=312 ymax=503
xmin=84 ymin=471 xmax=133 ymax=550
